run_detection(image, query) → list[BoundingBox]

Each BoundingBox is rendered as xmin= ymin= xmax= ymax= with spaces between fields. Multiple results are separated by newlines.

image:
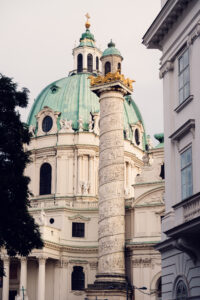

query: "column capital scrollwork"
xmin=20 ymin=256 xmax=27 ymax=263
xmin=37 ymin=255 xmax=48 ymax=265
xmin=187 ymin=22 xmax=200 ymax=46
xmin=1 ymin=254 xmax=9 ymax=264
xmin=159 ymin=60 xmax=174 ymax=79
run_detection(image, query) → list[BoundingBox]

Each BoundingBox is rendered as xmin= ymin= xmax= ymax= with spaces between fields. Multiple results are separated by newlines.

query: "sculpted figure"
xmin=39 ymin=209 xmax=47 ymax=226
xmin=81 ymin=182 xmax=90 ymax=195
xmin=29 ymin=125 xmax=35 ymax=136
xmin=59 ymin=118 xmax=74 ymax=133
xmin=78 ymin=118 xmax=83 ymax=132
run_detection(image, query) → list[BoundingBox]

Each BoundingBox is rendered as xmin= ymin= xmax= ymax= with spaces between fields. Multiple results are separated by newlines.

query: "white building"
xmin=1 ymin=19 xmax=164 ymax=300
xmin=143 ymin=0 xmax=200 ymax=299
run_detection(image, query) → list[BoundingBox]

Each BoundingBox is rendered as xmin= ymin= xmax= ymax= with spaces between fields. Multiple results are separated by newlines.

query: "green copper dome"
xmin=27 ymin=73 xmax=147 ymax=149
xmin=78 ymin=29 xmax=95 ymax=48
xmin=102 ymin=40 xmax=122 ymax=58
xmin=154 ymin=133 xmax=164 ymax=148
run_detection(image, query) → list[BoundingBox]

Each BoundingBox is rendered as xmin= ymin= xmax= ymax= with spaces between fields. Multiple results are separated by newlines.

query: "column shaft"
xmin=37 ymin=257 xmax=46 ymax=300
xmin=2 ymin=257 xmax=9 ymax=300
xmin=77 ymin=155 xmax=82 ymax=194
xmin=20 ymin=257 xmax=27 ymax=296
xmin=98 ymin=90 xmax=125 ymax=279
xmin=89 ymin=155 xmax=94 ymax=195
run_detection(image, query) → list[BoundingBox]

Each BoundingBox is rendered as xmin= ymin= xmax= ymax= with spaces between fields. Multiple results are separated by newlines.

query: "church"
xmin=1 ymin=16 xmax=164 ymax=300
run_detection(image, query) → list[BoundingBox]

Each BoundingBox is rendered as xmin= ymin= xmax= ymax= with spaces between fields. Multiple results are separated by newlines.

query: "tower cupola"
xmin=71 ymin=14 xmax=102 ymax=75
xmin=101 ymin=40 xmax=123 ymax=76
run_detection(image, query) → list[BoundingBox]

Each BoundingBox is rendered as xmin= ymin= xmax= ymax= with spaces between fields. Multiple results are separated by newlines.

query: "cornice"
xmin=169 ymin=119 xmax=195 ymax=141
xmin=44 ymin=241 xmax=98 ymax=254
xmin=142 ymin=0 xmax=192 ymax=50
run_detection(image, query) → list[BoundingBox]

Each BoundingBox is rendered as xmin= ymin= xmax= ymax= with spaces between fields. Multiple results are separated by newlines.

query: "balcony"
xmin=165 ymin=192 xmax=200 ymax=263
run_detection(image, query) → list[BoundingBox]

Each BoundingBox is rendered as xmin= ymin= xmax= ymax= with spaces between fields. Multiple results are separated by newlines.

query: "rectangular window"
xmin=178 ymin=49 xmax=190 ymax=103
xmin=181 ymin=147 xmax=193 ymax=200
xmin=72 ymin=222 xmax=85 ymax=238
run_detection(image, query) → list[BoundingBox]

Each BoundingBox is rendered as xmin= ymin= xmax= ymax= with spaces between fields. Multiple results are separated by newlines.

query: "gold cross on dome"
xmin=85 ymin=13 xmax=90 ymax=22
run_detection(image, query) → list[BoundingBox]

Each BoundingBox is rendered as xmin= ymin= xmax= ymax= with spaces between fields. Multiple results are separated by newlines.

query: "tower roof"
xmin=78 ymin=13 xmax=95 ymax=48
xmin=102 ymin=40 xmax=122 ymax=58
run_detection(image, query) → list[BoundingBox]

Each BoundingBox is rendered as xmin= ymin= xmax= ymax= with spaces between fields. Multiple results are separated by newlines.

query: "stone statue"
xmin=29 ymin=125 xmax=35 ymax=137
xmin=59 ymin=118 xmax=74 ymax=133
xmin=88 ymin=114 xmax=94 ymax=132
xmin=78 ymin=118 xmax=83 ymax=132
xmin=39 ymin=209 xmax=46 ymax=226
xmin=125 ymin=127 xmax=130 ymax=140
xmin=81 ymin=182 xmax=90 ymax=195
xmin=93 ymin=113 xmax=99 ymax=135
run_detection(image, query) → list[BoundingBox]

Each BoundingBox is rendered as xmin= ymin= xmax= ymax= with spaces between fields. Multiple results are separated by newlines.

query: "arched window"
xmin=96 ymin=57 xmax=99 ymax=71
xmin=156 ymin=277 xmax=162 ymax=300
xmin=135 ymin=128 xmax=140 ymax=145
xmin=40 ymin=163 xmax=52 ymax=195
xmin=118 ymin=62 xmax=121 ymax=73
xmin=87 ymin=54 xmax=93 ymax=72
xmin=71 ymin=266 xmax=85 ymax=290
xmin=176 ymin=280 xmax=188 ymax=300
xmin=77 ymin=54 xmax=83 ymax=73
xmin=105 ymin=61 xmax=111 ymax=75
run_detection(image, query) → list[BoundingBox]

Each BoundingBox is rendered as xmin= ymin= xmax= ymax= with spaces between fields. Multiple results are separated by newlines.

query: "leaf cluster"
xmin=0 ymin=75 xmax=43 ymax=273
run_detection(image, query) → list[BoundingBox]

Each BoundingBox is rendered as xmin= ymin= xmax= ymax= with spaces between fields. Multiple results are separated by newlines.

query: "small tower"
xmin=101 ymin=40 xmax=123 ymax=75
xmin=71 ymin=14 xmax=102 ymax=75
xmin=86 ymin=43 xmax=134 ymax=300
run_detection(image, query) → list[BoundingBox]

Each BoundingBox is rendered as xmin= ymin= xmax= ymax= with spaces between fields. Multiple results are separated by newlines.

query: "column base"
xmin=85 ymin=275 xmax=131 ymax=300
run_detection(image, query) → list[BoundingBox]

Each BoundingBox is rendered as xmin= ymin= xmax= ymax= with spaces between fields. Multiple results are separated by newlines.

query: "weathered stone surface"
xmin=98 ymin=90 xmax=125 ymax=279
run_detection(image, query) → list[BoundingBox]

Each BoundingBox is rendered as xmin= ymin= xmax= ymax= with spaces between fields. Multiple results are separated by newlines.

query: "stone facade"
xmin=0 ymin=21 xmax=165 ymax=300
xmin=143 ymin=0 xmax=200 ymax=299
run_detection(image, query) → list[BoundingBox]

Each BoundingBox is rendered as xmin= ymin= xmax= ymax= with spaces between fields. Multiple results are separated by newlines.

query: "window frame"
xmin=71 ymin=266 xmax=85 ymax=291
xmin=39 ymin=163 xmax=52 ymax=195
xmin=77 ymin=53 xmax=83 ymax=73
xmin=175 ymin=279 xmax=188 ymax=300
xmin=72 ymin=222 xmax=85 ymax=238
xmin=178 ymin=48 xmax=190 ymax=104
xmin=87 ymin=53 xmax=93 ymax=73
xmin=180 ymin=146 xmax=193 ymax=200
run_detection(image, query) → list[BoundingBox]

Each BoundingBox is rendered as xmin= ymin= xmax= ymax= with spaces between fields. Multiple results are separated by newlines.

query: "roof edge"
xmin=142 ymin=0 xmax=191 ymax=50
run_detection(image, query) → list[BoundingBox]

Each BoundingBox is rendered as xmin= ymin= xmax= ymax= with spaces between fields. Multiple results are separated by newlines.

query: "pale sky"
xmin=0 ymin=0 xmax=163 ymax=143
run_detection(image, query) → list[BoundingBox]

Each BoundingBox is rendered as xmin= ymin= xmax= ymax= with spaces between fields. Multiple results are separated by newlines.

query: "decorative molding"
xmin=169 ymin=119 xmax=195 ymax=142
xmin=174 ymin=95 xmax=194 ymax=113
xmin=187 ymin=21 xmax=200 ymax=46
xmin=132 ymin=258 xmax=152 ymax=267
xmin=159 ymin=60 xmax=174 ymax=79
xmin=89 ymin=261 xmax=98 ymax=270
xmin=68 ymin=214 xmax=91 ymax=221
xmin=36 ymin=106 xmax=60 ymax=136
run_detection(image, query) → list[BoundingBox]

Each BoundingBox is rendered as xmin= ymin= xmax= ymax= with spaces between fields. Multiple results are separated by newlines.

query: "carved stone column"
xmin=77 ymin=154 xmax=82 ymax=194
xmin=97 ymin=89 xmax=125 ymax=279
xmin=37 ymin=256 xmax=46 ymax=300
xmin=20 ymin=257 xmax=27 ymax=298
xmin=2 ymin=255 xmax=9 ymax=300
xmin=86 ymin=47 xmax=133 ymax=299
xmin=89 ymin=155 xmax=94 ymax=195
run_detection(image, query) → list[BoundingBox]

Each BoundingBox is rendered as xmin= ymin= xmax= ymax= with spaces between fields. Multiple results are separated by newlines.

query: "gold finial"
xmin=85 ymin=13 xmax=90 ymax=29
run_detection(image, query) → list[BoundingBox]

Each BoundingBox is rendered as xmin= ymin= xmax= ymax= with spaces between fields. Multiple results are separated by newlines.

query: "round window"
xmin=49 ymin=218 xmax=54 ymax=224
xmin=135 ymin=129 xmax=140 ymax=145
xmin=42 ymin=116 xmax=53 ymax=133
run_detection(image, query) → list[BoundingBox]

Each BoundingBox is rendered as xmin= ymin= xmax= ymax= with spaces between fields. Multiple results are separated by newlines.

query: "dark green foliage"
xmin=0 ymin=74 xmax=43 ymax=273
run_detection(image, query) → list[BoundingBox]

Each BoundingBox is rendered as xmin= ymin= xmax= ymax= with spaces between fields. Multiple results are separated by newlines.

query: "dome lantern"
xmin=101 ymin=40 xmax=123 ymax=76
xmin=71 ymin=14 xmax=102 ymax=75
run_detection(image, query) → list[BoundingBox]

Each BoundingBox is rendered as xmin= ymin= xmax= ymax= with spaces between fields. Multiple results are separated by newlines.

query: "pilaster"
xmin=2 ymin=255 xmax=9 ymax=300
